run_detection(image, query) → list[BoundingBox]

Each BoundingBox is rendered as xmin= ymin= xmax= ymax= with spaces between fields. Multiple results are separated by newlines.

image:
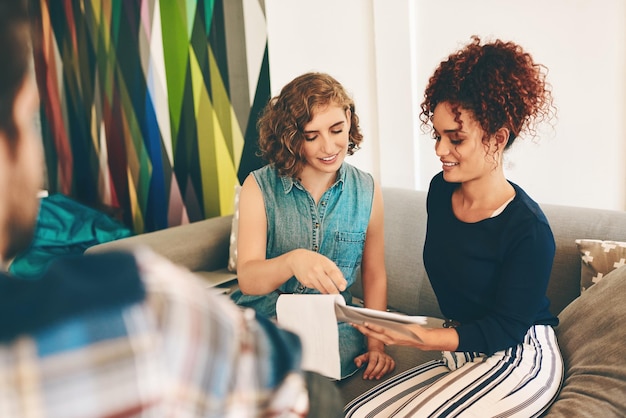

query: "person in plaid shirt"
xmin=0 ymin=1 xmax=342 ymax=416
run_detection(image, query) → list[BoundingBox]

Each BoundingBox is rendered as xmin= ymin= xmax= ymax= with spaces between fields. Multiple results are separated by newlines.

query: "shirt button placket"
xmin=311 ymin=200 xmax=320 ymax=253
xmin=315 ymin=197 xmax=328 ymax=253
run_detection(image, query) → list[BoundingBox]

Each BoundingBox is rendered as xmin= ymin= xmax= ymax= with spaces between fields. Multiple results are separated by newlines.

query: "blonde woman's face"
xmin=299 ymin=103 xmax=350 ymax=177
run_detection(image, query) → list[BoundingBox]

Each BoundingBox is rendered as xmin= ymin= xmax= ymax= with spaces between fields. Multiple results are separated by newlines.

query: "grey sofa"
xmin=88 ymin=187 xmax=626 ymax=416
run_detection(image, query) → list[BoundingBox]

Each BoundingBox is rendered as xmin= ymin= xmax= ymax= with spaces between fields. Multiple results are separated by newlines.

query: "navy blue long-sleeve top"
xmin=423 ymin=172 xmax=558 ymax=355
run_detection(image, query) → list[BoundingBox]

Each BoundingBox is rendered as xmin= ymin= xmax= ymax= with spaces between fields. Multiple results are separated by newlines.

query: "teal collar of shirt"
xmin=0 ymin=251 xmax=145 ymax=342
xmin=280 ymin=162 xmax=347 ymax=194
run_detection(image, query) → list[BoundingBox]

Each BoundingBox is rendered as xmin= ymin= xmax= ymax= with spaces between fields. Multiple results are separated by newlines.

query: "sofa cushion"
xmin=575 ymin=239 xmax=626 ymax=291
xmin=227 ymin=185 xmax=241 ymax=273
xmin=544 ymin=264 xmax=626 ymax=417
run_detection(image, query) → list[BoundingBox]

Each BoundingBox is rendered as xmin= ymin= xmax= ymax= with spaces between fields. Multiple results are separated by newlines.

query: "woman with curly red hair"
xmin=347 ymin=37 xmax=563 ymax=416
xmin=231 ymin=72 xmax=395 ymax=381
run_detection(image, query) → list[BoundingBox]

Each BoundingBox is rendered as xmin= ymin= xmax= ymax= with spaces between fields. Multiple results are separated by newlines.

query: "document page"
xmin=276 ymin=294 xmax=430 ymax=379
xmin=276 ymin=294 xmax=344 ymax=380
xmin=334 ymin=304 xmax=427 ymax=343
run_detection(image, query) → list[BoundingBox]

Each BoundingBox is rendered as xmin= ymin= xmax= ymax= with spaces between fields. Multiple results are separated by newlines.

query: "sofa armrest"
xmin=86 ymin=215 xmax=233 ymax=273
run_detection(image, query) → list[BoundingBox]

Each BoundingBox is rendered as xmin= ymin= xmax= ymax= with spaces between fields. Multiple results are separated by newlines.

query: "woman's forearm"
xmin=236 ymin=252 xmax=298 ymax=295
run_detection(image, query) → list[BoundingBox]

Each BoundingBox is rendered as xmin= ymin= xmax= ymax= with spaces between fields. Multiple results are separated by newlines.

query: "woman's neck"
xmin=453 ymin=174 xmax=515 ymax=222
xmin=298 ymin=170 xmax=338 ymax=204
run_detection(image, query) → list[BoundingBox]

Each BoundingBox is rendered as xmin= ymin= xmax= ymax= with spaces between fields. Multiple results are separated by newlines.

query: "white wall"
xmin=413 ymin=0 xmax=626 ymax=211
xmin=265 ymin=0 xmax=626 ymax=210
xmin=264 ymin=0 xmax=381 ymax=178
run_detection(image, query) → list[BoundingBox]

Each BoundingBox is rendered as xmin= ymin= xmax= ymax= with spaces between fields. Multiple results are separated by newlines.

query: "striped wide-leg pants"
xmin=344 ymin=325 xmax=563 ymax=417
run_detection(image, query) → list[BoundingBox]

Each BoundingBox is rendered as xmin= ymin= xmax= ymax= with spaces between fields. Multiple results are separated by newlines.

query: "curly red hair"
xmin=420 ymin=36 xmax=555 ymax=148
xmin=257 ymin=72 xmax=363 ymax=178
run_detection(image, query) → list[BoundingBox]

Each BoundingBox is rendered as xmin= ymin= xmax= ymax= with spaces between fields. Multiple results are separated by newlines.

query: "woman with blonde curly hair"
xmin=231 ymin=72 xmax=395 ymax=381
xmin=346 ymin=37 xmax=563 ymax=417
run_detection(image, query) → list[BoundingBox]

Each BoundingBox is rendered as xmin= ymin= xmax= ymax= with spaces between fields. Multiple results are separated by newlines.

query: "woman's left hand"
xmin=353 ymin=349 xmax=396 ymax=380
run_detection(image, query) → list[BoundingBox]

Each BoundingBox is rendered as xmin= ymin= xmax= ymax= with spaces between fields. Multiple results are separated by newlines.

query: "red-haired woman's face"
xmin=432 ymin=102 xmax=497 ymax=184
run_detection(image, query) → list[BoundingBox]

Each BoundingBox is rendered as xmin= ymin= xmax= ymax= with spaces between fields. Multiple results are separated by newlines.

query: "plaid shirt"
xmin=0 ymin=248 xmax=309 ymax=417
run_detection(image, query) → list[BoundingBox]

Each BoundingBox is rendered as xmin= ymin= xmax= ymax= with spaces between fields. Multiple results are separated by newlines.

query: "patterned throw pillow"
xmin=227 ymin=185 xmax=241 ymax=273
xmin=575 ymin=239 xmax=626 ymax=291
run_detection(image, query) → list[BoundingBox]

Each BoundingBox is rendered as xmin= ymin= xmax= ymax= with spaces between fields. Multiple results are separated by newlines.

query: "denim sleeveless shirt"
xmin=231 ymin=162 xmax=374 ymax=378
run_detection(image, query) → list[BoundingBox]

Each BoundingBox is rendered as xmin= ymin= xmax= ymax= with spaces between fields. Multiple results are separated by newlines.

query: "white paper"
xmin=276 ymin=294 xmax=429 ymax=379
xmin=276 ymin=294 xmax=344 ymax=380
xmin=334 ymin=304 xmax=426 ymax=343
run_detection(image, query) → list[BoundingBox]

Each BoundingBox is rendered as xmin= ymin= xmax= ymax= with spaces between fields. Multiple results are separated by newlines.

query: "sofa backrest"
xmin=86 ymin=214 xmax=234 ymax=273
xmin=541 ymin=203 xmax=626 ymax=314
xmin=350 ymin=187 xmax=626 ymax=319
xmin=351 ymin=188 xmax=441 ymax=318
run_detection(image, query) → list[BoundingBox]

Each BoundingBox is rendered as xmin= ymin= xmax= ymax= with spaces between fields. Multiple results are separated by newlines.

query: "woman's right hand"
xmin=287 ymin=249 xmax=347 ymax=294
xmin=351 ymin=321 xmax=460 ymax=352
